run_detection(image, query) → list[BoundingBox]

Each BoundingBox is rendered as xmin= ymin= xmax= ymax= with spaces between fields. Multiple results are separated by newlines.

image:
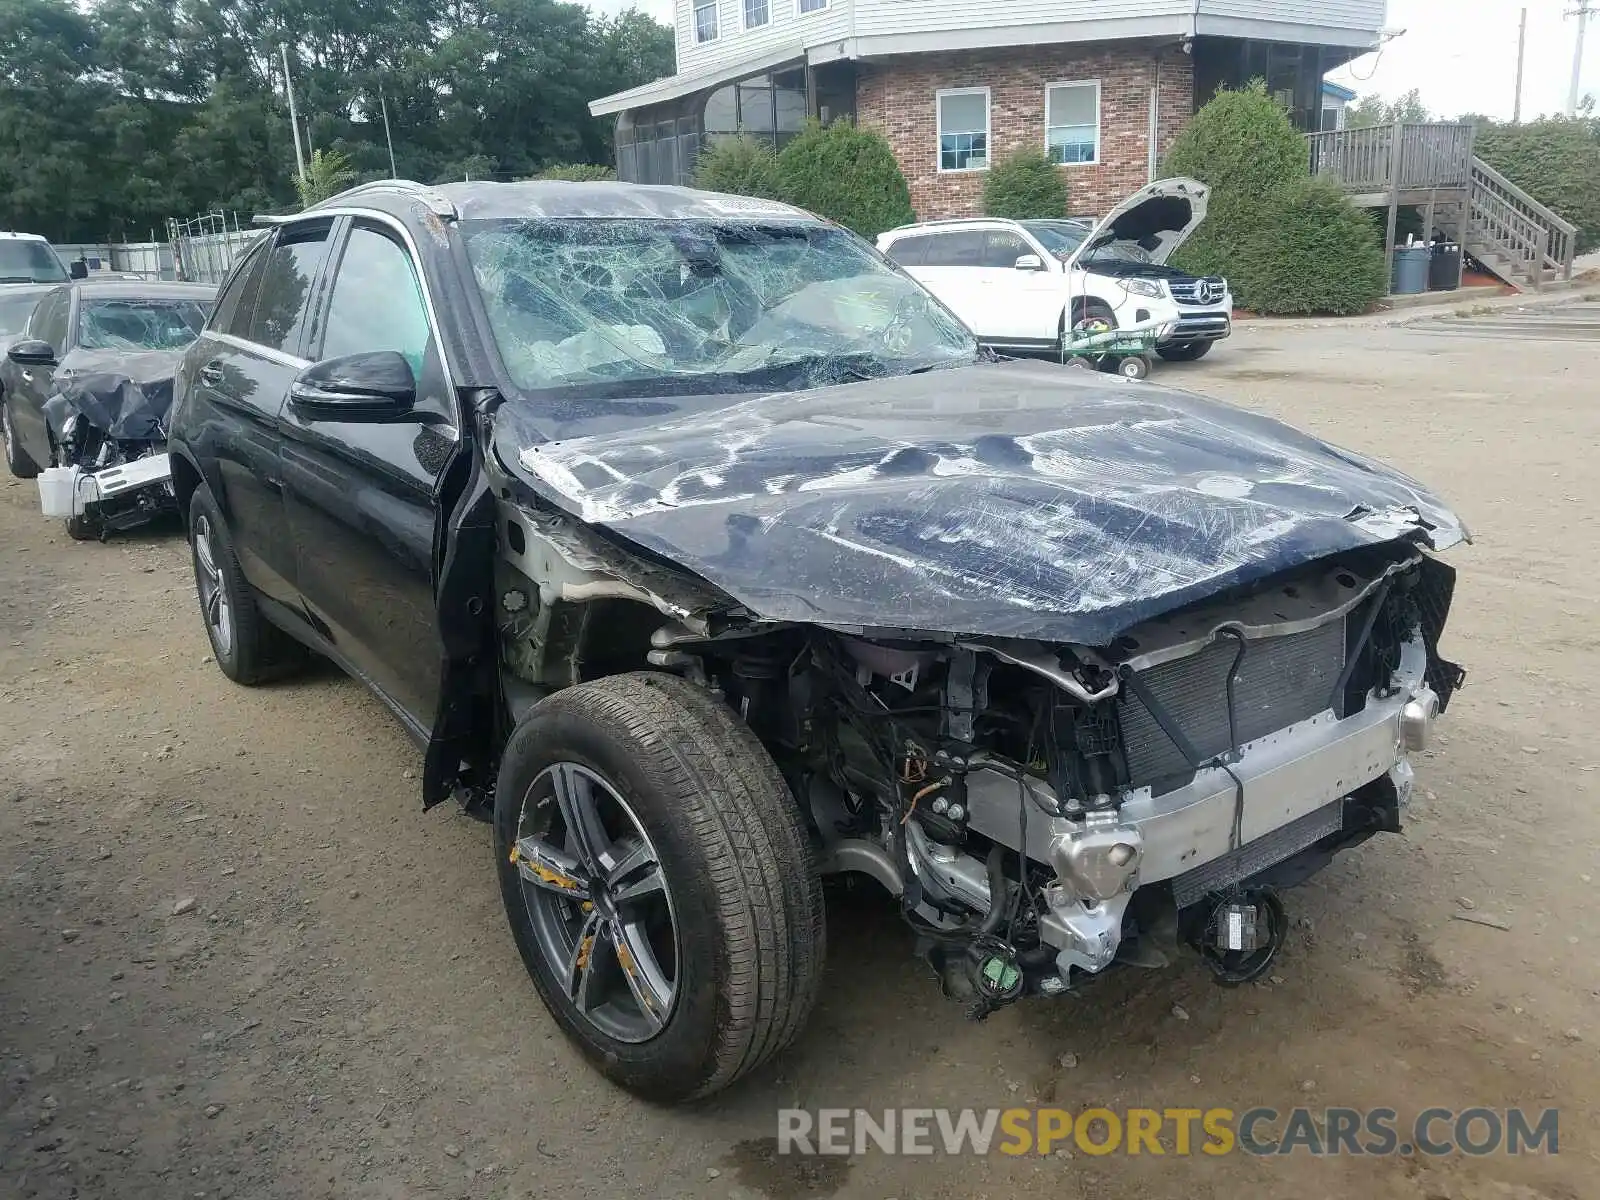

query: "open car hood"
xmin=494 ymin=358 xmax=1466 ymax=646
xmin=1073 ymin=177 xmax=1209 ymax=268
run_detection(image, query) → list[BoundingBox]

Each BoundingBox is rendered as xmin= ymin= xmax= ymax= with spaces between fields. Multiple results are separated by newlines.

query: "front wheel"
xmin=495 ymin=672 xmax=826 ymax=1102
xmin=2 ymin=399 xmax=40 ymax=480
xmin=188 ymin=483 xmax=307 ymax=684
xmin=1157 ymin=340 xmax=1214 ymax=362
xmin=65 ymin=512 xmax=101 ymax=541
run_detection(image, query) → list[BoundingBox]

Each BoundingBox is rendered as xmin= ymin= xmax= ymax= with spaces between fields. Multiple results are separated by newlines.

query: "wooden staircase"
xmin=1306 ymin=122 xmax=1578 ymax=292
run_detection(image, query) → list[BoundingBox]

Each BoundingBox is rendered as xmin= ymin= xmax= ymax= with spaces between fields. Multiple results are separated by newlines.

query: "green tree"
xmin=1232 ymin=177 xmax=1387 ymax=315
xmin=295 ymin=147 xmax=356 ymax=207
xmin=695 ymin=135 xmax=783 ymax=199
xmin=1162 ymin=80 xmax=1309 ymax=279
xmin=1344 ymin=88 xmax=1430 ymax=129
xmin=534 ymin=163 xmax=617 ymax=181
xmin=776 ymin=120 xmax=914 ymax=238
xmin=982 ymin=148 xmax=1067 ymax=220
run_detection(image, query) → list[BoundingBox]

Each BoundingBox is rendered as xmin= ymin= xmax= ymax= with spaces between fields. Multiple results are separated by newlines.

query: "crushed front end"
xmin=489 ymin=489 xmax=1463 ymax=1011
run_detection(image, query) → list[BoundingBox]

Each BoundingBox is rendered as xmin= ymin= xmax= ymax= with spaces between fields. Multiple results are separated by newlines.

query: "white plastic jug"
xmin=36 ymin=466 xmax=96 ymax=518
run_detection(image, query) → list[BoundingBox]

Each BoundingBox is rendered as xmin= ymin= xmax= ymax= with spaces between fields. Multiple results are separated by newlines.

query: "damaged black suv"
xmin=166 ymin=180 xmax=1466 ymax=1102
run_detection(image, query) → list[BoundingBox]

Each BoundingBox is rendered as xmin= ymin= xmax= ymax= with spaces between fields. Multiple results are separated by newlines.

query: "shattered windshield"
xmin=79 ymin=299 xmax=209 ymax=351
xmin=462 ymin=218 xmax=976 ymax=393
xmin=0 ymin=240 xmax=68 ymax=283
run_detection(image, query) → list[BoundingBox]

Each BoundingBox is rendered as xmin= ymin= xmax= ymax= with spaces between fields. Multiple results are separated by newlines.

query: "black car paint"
xmin=165 ymin=182 xmax=1466 ymax=804
xmin=170 ymin=206 xmax=477 ymax=746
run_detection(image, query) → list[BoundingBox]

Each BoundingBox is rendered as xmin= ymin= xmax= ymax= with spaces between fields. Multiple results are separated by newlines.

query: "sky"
xmin=584 ymin=0 xmax=1598 ymax=122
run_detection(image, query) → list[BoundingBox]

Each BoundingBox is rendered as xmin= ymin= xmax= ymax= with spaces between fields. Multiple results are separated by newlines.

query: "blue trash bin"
xmin=1391 ymin=245 xmax=1430 ymax=295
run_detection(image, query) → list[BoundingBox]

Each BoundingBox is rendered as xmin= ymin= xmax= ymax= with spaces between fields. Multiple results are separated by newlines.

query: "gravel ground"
xmin=2 ymin=304 xmax=1596 ymax=1199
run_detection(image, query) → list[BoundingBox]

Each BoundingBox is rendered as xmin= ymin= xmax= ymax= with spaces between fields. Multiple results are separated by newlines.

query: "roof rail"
xmin=881 ymin=216 xmax=1018 ymax=235
xmin=252 ymin=179 xmax=459 ymax=226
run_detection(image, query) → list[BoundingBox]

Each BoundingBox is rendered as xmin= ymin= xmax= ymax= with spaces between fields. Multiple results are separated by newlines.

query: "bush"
xmin=776 ymin=120 xmax=914 ymax=238
xmin=1472 ymin=117 xmax=1600 ymax=254
xmin=694 ymin=135 xmax=784 ymax=199
xmin=983 ymin=148 xmax=1067 ymax=219
xmin=1163 ymin=81 xmax=1309 ymax=278
xmin=1231 ymin=177 xmax=1387 ymax=315
xmin=534 ymin=163 xmax=617 ymax=182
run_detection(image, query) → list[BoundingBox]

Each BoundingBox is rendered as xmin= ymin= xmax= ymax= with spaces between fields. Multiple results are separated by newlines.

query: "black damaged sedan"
xmin=165 ymin=181 xmax=1466 ymax=1102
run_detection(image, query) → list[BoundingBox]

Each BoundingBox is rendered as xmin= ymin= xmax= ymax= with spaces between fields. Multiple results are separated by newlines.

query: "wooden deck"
xmin=1306 ymin=121 xmax=1578 ymax=291
xmin=1307 ymin=122 xmax=1475 ymax=205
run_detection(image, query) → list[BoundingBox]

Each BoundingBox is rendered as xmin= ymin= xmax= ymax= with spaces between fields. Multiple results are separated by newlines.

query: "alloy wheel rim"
xmin=193 ymin=514 xmax=233 ymax=657
xmin=513 ymin=762 xmax=679 ymax=1044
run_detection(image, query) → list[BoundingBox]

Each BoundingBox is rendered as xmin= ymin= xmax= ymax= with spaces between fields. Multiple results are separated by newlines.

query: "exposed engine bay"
xmin=36 ymin=354 xmax=180 ymax=536
xmin=491 ymin=497 xmax=1463 ymax=1015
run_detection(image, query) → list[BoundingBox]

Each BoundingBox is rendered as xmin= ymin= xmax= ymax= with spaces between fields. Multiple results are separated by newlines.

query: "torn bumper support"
xmin=37 ymin=453 xmax=174 ymax=520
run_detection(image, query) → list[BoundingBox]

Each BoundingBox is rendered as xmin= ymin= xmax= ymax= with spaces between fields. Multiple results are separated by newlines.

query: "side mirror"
xmin=68 ymin=260 xmax=89 ymax=280
xmin=8 ymin=339 xmax=56 ymax=366
xmin=289 ymin=350 xmax=416 ymax=421
xmin=1013 ymin=254 xmax=1045 ymax=272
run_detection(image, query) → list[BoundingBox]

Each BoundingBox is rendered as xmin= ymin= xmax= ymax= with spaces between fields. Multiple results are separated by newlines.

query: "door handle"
xmin=198 ymin=361 xmax=224 ymax=387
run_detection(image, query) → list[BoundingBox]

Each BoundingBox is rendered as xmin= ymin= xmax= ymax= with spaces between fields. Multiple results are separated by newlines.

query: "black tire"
xmin=2 ymin=398 xmax=40 ymax=480
xmin=495 ymin=672 xmax=826 ymax=1103
xmin=65 ymin=513 xmax=101 ymax=541
xmin=1157 ymin=341 xmax=1214 ymax=362
xmin=187 ymin=482 xmax=307 ymax=685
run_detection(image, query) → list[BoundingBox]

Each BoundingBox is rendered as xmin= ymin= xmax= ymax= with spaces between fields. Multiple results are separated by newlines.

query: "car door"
xmin=182 ymin=221 xmax=335 ymax=606
xmin=973 ymin=229 xmax=1063 ymax=348
xmin=279 ymin=218 xmax=453 ymax=733
xmin=909 ymin=231 xmax=989 ymax=332
xmin=7 ymin=287 xmax=70 ymax=465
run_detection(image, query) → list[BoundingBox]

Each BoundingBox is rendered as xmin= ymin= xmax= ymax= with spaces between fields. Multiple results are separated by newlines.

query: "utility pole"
xmin=281 ymin=44 xmax=307 ymax=181
xmin=1569 ymin=2 xmax=1596 ymax=117
xmin=1514 ymin=7 xmax=1527 ymax=122
xmin=379 ymin=85 xmax=398 ymax=178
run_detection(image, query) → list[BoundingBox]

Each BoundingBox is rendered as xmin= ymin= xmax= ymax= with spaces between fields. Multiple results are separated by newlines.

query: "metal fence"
xmin=54 ymin=242 xmax=176 ymax=280
xmin=165 ymin=212 xmax=264 ymax=285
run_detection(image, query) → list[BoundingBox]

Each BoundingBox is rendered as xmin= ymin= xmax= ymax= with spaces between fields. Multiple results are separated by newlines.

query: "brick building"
xmin=590 ymin=1 xmax=1387 ymax=222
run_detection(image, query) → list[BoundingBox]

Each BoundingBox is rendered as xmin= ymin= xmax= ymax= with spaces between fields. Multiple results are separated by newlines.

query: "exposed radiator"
xmin=1119 ymin=619 xmax=1347 ymax=793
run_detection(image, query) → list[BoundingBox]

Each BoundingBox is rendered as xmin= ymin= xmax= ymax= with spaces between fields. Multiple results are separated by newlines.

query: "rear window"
xmin=884 ymin=235 xmax=927 ymax=267
xmin=919 ymin=231 xmax=986 ymax=268
xmin=80 ymin=298 xmax=210 ymax=352
xmin=0 ymin=239 xmax=68 ymax=284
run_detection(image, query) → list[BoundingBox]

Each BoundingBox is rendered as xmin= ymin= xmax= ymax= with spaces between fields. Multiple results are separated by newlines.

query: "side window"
xmin=210 ymin=241 xmax=269 ymax=336
xmin=981 ymin=230 xmax=1030 ymax=268
xmin=318 ymin=224 xmax=433 ymax=379
xmin=884 ymin=236 xmax=927 ymax=267
xmin=246 ymin=224 xmax=332 ymax=356
xmin=919 ymin=231 xmax=986 ymax=268
xmin=29 ymin=290 xmax=69 ymax=351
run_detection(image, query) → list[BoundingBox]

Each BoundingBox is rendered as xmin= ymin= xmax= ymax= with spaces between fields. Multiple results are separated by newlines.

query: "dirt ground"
xmin=3 ymin=300 xmax=1597 ymax=1200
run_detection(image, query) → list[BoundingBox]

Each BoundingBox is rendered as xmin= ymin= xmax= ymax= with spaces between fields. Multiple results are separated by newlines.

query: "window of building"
xmin=937 ymin=88 xmax=989 ymax=172
xmin=1045 ymin=81 xmax=1099 ymax=165
xmin=694 ymin=0 xmax=718 ymax=43
xmin=743 ymin=0 xmax=769 ymax=29
xmin=1321 ymin=105 xmax=1345 ymax=132
xmin=797 ymin=0 xmax=828 ymax=13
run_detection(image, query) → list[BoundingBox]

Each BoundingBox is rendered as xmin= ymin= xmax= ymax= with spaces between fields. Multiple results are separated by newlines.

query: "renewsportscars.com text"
xmin=777 ymin=1107 xmax=1559 ymax=1158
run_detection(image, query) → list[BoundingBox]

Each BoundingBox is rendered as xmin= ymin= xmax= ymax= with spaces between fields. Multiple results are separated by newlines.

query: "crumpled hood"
xmin=493 ymin=359 xmax=1466 ymax=645
xmin=43 ymin=348 xmax=182 ymax=442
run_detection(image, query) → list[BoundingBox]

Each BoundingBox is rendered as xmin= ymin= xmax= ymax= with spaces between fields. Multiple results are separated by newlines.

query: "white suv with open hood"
xmin=877 ymin=177 xmax=1231 ymax=362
